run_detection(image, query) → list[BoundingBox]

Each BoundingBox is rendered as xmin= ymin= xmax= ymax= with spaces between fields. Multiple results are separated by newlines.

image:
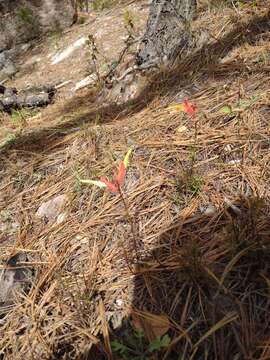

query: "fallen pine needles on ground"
xmin=0 ymin=2 xmax=270 ymax=359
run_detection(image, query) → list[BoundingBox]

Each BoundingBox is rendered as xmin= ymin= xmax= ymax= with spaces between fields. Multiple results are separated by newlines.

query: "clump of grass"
xmin=85 ymin=34 xmax=107 ymax=88
xmin=16 ymin=6 xmax=40 ymax=33
xmin=10 ymin=109 xmax=31 ymax=129
xmin=175 ymin=171 xmax=204 ymax=200
xmin=123 ymin=10 xmax=137 ymax=39
xmin=188 ymin=174 xmax=203 ymax=196
xmin=17 ymin=6 xmax=34 ymax=26
xmin=0 ymin=210 xmax=12 ymax=222
xmin=111 ymin=328 xmax=170 ymax=359
xmin=91 ymin=0 xmax=119 ymax=11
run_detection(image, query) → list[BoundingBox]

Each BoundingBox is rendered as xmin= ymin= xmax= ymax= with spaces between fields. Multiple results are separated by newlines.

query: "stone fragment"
xmin=0 ymin=253 xmax=33 ymax=314
xmin=36 ymin=194 xmax=68 ymax=221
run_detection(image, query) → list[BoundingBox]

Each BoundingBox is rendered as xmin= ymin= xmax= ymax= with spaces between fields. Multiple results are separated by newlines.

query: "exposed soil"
xmin=0 ymin=0 xmax=149 ymax=143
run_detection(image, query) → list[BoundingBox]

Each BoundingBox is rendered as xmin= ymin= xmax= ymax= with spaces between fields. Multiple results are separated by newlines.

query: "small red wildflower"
xmin=100 ymin=177 xmax=119 ymax=193
xmin=183 ymin=100 xmax=197 ymax=118
xmin=115 ymin=161 xmax=126 ymax=186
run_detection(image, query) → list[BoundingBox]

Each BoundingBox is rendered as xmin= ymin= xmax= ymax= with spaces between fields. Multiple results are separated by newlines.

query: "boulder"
xmin=0 ymin=0 xmax=77 ymax=52
xmin=0 ymin=84 xmax=56 ymax=112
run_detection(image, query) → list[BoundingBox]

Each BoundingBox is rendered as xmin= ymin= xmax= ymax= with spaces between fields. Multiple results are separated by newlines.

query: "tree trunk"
xmin=136 ymin=0 xmax=197 ymax=66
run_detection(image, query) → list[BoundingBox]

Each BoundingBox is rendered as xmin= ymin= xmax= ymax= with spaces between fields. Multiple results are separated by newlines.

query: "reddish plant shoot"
xmin=100 ymin=177 xmax=119 ymax=193
xmin=77 ymin=147 xmax=132 ymax=194
xmin=183 ymin=100 xmax=197 ymax=118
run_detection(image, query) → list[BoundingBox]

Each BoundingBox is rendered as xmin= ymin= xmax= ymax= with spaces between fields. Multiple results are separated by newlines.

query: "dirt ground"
xmin=0 ymin=0 xmax=149 ymax=143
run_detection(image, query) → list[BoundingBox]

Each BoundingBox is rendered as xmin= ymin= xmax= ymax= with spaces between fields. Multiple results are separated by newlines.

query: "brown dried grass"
xmin=0 ymin=2 xmax=270 ymax=359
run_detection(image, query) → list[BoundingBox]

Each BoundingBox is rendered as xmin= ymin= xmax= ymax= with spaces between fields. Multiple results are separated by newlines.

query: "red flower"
xmin=183 ymin=100 xmax=197 ymax=118
xmin=79 ymin=149 xmax=133 ymax=194
xmin=115 ymin=161 xmax=126 ymax=186
xmin=100 ymin=161 xmax=127 ymax=193
xmin=100 ymin=177 xmax=119 ymax=193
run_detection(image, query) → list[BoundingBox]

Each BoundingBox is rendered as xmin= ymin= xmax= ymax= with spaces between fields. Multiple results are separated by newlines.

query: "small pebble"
xmin=200 ymin=204 xmax=217 ymax=216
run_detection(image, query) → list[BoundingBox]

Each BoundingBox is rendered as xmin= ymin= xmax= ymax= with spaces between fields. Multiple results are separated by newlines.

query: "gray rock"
xmin=200 ymin=203 xmax=217 ymax=216
xmin=0 ymin=52 xmax=7 ymax=71
xmin=0 ymin=52 xmax=17 ymax=80
xmin=0 ymin=61 xmax=17 ymax=79
xmin=36 ymin=194 xmax=68 ymax=221
xmin=3 ymin=87 xmax=17 ymax=96
xmin=0 ymin=84 xmax=56 ymax=112
xmin=18 ymin=92 xmax=50 ymax=107
xmin=0 ymin=253 xmax=33 ymax=314
xmin=1 ymin=94 xmax=17 ymax=109
xmin=0 ymin=0 xmax=77 ymax=52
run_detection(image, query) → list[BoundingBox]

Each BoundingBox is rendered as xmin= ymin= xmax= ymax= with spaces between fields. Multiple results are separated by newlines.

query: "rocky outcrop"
xmin=0 ymin=84 xmax=56 ymax=112
xmin=0 ymin=0 xmax=77 ymax=52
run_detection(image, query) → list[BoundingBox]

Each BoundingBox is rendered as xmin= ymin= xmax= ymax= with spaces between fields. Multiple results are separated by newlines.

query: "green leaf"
xmin=160 ymin=334 xmax=171 ymax=347
xmin=220 ymin=105 xmax=232 ymax=115
xmin=134 ymin=328 xmax=144 ymax=339
xmin=111 ymin=340 xmax=129 ymax=354
xmin=148 ymin=334 xmax=171 ymax=353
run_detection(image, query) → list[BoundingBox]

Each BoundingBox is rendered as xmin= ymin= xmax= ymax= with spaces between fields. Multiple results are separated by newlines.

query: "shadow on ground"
xmin=85 ymin=196 xmax=270 ymax=360
xmin=1 ymin=8 xmax=269 ymax=154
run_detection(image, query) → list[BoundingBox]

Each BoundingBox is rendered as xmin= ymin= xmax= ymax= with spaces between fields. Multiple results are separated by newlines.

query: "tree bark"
xmin=136 ymin=0 xmax=197 ymax=66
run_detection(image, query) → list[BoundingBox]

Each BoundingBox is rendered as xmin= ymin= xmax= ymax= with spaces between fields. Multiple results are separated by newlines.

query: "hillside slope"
xmin=0 ymin=1 xmax=270 ymax=359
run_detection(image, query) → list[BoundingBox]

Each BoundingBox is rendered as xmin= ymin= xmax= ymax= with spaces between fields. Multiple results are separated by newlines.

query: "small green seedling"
xmin=111 ymin=329 xmax=171 ymax=360
xmin=189 ymin=175 xmax=203 ymax=197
